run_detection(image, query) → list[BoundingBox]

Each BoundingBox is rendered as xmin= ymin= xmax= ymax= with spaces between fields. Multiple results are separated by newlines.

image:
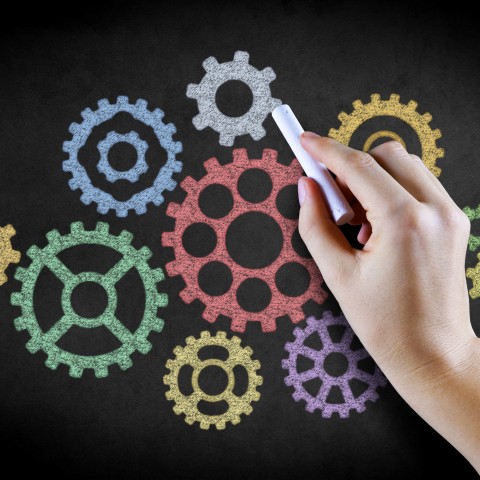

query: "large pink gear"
xmin=162 ymin=148 xmax=328 ymax=332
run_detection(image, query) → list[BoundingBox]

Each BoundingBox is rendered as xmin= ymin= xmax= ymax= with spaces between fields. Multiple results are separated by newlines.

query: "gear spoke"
xmin=298 ymin=369 xmax=317 ymax=383
xmin=43 ymin=255 xmax=75 ymax=284
xmin=104 ymin=315 xmax=135 ymax=344
xmin=44 ymin=315 xmax=75 ymax=345
xmin=106 ymin=255 xmax=136 ymax=284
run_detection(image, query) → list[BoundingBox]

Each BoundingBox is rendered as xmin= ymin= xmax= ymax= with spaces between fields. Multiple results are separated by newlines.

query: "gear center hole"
xmin=71 ymin=281 xmax=108 ymax=318
xmin=108 ymin=142 xmax=138 ymax=172
xmin=198 ymin=365 xmax=229 ymax=396
xmin=215 ymin=80 xmax=253 ymax=118
xmin=323 ymin=352 xmax=349 ymax=377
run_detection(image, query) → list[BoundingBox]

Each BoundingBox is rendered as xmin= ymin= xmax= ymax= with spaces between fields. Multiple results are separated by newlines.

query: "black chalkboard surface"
xmin=1 ymin=1 xmax=479 ymax=478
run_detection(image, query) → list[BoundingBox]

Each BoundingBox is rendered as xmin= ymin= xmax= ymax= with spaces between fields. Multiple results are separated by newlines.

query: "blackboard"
xmin=1 ymin=1 xmax=479 ymax=478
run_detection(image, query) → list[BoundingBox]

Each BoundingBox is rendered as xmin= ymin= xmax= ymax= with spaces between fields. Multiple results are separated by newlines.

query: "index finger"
xmin=300 ymin=132 xmax=413 ymax=215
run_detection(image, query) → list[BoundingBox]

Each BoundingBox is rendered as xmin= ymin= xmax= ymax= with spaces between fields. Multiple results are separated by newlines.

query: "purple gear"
xmin=282 ymin=312 xmax=387 ymax=418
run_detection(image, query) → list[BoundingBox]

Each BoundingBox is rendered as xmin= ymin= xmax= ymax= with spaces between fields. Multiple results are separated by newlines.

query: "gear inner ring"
xmin=191 ymin=359 xmax=235 ymax=401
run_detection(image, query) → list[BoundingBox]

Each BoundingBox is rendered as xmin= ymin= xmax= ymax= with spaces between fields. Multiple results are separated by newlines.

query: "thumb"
xmin=298 ymin=177 xmax=355 ymax=287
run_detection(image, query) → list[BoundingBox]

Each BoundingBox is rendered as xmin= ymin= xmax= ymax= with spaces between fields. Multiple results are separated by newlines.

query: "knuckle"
xmin=440 ymin=206 xmax=471 ymax=233
xmin=349 ymin=150 xmax=375 ymax=168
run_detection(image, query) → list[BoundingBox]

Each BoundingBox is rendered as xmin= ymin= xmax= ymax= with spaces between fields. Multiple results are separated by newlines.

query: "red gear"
xmin=162 ymin=148 xmax=328 ymax=332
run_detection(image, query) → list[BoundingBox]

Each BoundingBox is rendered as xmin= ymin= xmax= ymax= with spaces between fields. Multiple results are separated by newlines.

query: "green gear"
xmin=463 ymin=204 xmax=480 ymax=252
xmin=11 ymin=221 xmax=168 ymax=378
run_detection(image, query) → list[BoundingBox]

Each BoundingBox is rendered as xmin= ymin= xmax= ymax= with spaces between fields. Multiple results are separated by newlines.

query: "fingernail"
xmin=298 ymin=177 xmax=307 ymax=206
xmin=301 ymin=131 xmax=320 ymax=139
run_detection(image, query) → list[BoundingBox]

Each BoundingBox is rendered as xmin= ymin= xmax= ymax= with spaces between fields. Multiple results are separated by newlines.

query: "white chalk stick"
xmin=272 ymin=104 xmax=354 ymax=226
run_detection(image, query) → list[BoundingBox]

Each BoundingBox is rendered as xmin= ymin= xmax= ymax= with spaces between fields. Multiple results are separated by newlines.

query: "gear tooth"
xmin=432 ymin=128 xmax=442 ymax=139
xmin=281 ymin=359 xmax=290 ymax=369
xmin=407 ymin=99 xmax=418 ymax=110
xmin=261 ymin=66 xmax=276 ymax=81
xmin=204 ymin=157 xmax=221 ymax=173
xmin=26 ymin=245 xmax=40 ymax=260
xmin=292 ymin=390 xmax=303 ymax=401
xmin=71 ymin=222 xmax=85 ymax=235
xmin=98 ymin=203 xmax=111 ymax=215
xmin=232 ymin=148 xmax=249 ymax=164
xmin=371 ymin=93 xmax=381 ymax=103
xmin=390 ymin=93 xmax=400 ymax=102
xmin=166 ymin=359 xmax=175 ymax=369
xmin=165 ymin=261 xmax=180 ymax=277
xmin=352 ymin=99 xmax=363 ymax=109
xmin=68 ymin=122 xmax=82 ymax=135
xmin=80 ymin=107 xmax=94 ymax=120
xmin=306 ymin=317 xmax=317 ymax=327
xmin=186 ymin=336 xmax=196 ymax=345
xmin=254 ymin=375 xmax=263 ymax=386
xmin=173 ymin=142 xmax=183 ymax=155
xmin=14 ymin=267 xmax=27 ymax=281
xmin=200 ymin=420 xmax=210 ymax=430
xmin=161 ymin=232 xmax=174 ymax=247
xmin=252 ymin=360 xmax=261 ymax=370
xmin=11 ymin=292 xmax=23 ymax=307
xmin=244 ymin=346 xmax=253 ymax=355
xmin=152 ymin=317 xmax=165 ymax=332
xmin=118 ymin=356 xmax=133 ymax=370
xmin=173 ymin=160 xmax=183 ymax=172
xmin=138 ymin=246 xmax=152 ymax=261
xmin=231 ymin=336 xmax=241 ymax=345
xmin=216 ymin=331 xmax=227 ymax=339
xmin=179 ymin=288 xmax=196 ymax=304
xmin=153 ymin=108 xmax=165 ymax=121
xmin=174 ymin=406 xmax=185 ymax=416
xmin=137 ymin=339 xmax=152 ymax=354
xmin=95 ymin=222 xmax=110 ymax=235
xmin=219 ymin=132 xmax=235 ymax=146
xmin=62 ymin=141 xmax=74 ymax=154
xmin=3 ymin=224 xmax=15 ymax=236
xmin=202 ymin=306 xmax=219 ymax=323
xmin=153 ymin=268 xmax=165 ymax=282
xmin=165 ymin=179 xmax=177 ymax=192
xmin=261 ymin=148 xmax=278 ymax=164
xmin=95 ymin=367 xmax=109 ymax=378
xmin=9 ymin=249 xmax=21 ymax=264
xmin=173 ymin=346 xmax=184 ymax=355
xmin=200 ymin=331 xmax=211 ymax=339
xmin=437 ymin=147 xmax=444 ymax=158
xmin=156 ymin=293 xmax=168 ymax=308
xmin=118 ymin=230 xmax=133 ymax=244
xmin=134 ymin=203 xmax=148 ymax=215
xmin=234 ymin=51 xmax=249 ymax=63
xmin=192 ymin=114 xmax=208 ymax=130
xmin=68 ymin=178 xmax=80 ymax=190
xmin=69 ymin=365 xmax=83 ymax=378
xmin=270 ymin=97 xmax=282 ymax=109
xmin=80 ymin=193 xmax=94 ymax=206
xmin=46 ymin=229 xmax=61 ymax=244
xmin=216 ymin=420 xmax=226 ymax=430
xmin=180 ymin=176 xmax=196 ymax=192
xmin=166 ymin=202 xmax=181 ymax=217
xmin=244 ymin=405 xmax=253 ymax=415
xmin=422 ymin=112 xmax=432 ymax=123
xmin=165 ymin=123 xmax=176 ymax=135
xmin=289 ymin=309 xmax=304 ymax=323
xmin=202 ymin=56 xmax=219 ymax=71
xmin=26 ymin=338 xmax=40 ymax=353
xmin=117 ymin=95 xmax=129 ymax=106
xmin=97 ymin=98 xmax=110 ymax=109
xmin=45 ymin=357 xmax=60 ymax=370
xmin=338 ymin=112 xmax=349 ymax=123
xmin=232 ymin=415 xmax=242 ymax=425
xmin=165 ymin=390 xmax=173 ymax=400
xmin=135 ymin=98 xmax=148 ymax=109
xmin=186 ymin=83 xmax=199 ymax=99
xmin=249 ymin=125 xmax=266 ymax=141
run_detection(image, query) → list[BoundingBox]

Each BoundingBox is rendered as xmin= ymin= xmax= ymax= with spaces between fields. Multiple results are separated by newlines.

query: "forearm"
xmin=377 ymin=334 xmax=480 ymax=472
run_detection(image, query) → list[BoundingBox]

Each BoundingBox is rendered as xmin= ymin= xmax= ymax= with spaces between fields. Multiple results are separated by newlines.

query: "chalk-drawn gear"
xmin=11 ymin=222 xmax=167 ymax=378
xmin=467 ymin=253 xmax=480 ymax=299
xmin=187 ymin=51 xmax=281 ymax=146
xmin=164 ymin=331 xmax=262 ymax=429
xmin=0 ymin=224 xmax=21 ymax=286
xmin=97 ymin=131 xmax=149 ymax=183
xmin=282 ymin=312 xmax=387 ymax=418
xmin=463 ymin=204 xmax=480 ymax=252
xmin=162 ymin=148 xmax=327 ymax=333
xmin=63 ymin=96 xmax=183 ymax=216
xmin=329 ymin=93 xmax=444 ymax=176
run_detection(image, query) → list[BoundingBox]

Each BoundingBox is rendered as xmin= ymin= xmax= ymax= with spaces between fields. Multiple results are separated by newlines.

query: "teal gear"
xmin=11 ymin=221 xmax=168 ymax=378
xmin=463 ymin=204 xmax=480 ymax=251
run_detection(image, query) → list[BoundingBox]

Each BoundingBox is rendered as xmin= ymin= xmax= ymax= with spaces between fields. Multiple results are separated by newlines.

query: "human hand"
xmin=297 ymin=132 xmax=480 ymax=472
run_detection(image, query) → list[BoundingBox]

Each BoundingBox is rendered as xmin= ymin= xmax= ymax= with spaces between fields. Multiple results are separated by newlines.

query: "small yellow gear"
xmin=466 ymin=253 xmax=480 ymax=299
xmin=164 ymin=331 xmax=263 ymax=430
xmin=0 ymin=224 xmax=20 ymax=286
xmin=329 ymin=93 xmax=444 ymax=176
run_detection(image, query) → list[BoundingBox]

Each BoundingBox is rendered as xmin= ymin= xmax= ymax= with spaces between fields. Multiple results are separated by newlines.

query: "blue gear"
xmin=63 ymin=96 xmax=183 ymax=217
xmin=97 ymin=131 xmax=149 ymax=183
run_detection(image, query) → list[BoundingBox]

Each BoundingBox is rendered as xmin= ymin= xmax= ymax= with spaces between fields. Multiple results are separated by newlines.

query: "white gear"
xmin=187 ymin=51 xmax=281 ymax=146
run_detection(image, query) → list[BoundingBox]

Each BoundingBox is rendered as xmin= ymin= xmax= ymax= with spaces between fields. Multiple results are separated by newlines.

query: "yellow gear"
xmin=466 ymin=253 xmax=480 ymax=299
xmin=164 ymin=331 xmax=262 ymax=430
xmin=329 ymin=93 xmax=444 ymax=176
xmin=0 ymin=224 xmax=20 ymax=286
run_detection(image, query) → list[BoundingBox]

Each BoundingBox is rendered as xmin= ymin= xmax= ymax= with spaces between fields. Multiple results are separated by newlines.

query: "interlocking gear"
xmin=282 ymin=312 xmax=387 ymax=418
xmin=97 ymin=131 xmax=149 ymax=183
xmin=11 ymin=222 xmax=167 ymax=378
xmin=0 ymin=224 xmax=21 ymax=286
xmin=186 ymin=51 xmax=281 ymax=146
xmin=162 ymin=148 xmax=327 ymax=333
xmin=63 ymin=96 xmax=183 ymax=216
xmin=463 ymin=204 xmax=480 ymax=252
xmin=329 ymin=93 xmax=444 ymax=177
xmin=466 ymin=253 xmax=480 ymax=299
xmin=164 ymin=331 xmax=262 ymax=430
